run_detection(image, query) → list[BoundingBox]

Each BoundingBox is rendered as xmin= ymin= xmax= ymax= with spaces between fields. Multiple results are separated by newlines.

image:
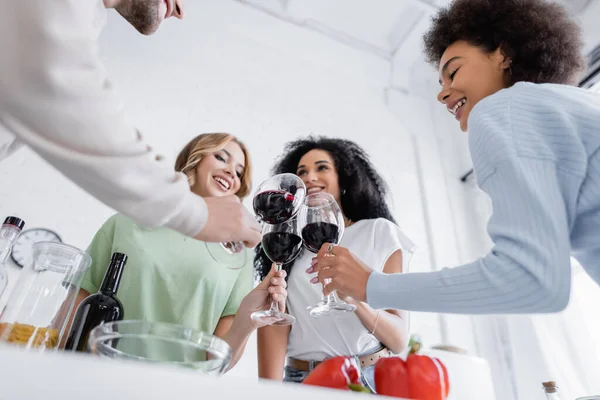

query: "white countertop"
xmin=0 ymin=344 xmax=401 ymax=399
xmin=0 ymin=342 xmax=496 ymax=399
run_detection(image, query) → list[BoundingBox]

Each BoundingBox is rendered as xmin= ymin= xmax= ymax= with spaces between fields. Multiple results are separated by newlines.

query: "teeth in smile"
xmin=307 ymin=187 xmax=323 ymax=194
xmin=451 ymin=98 xmax=466 ymax=115
xmin=214 ymin=177 xmax=230 ymax=190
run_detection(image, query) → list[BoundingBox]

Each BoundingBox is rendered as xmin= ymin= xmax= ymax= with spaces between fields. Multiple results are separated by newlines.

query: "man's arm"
xmin=0 ymin=0 xmax=206 ymax=236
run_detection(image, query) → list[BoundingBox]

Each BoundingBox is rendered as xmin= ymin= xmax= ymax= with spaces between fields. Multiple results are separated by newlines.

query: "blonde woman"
xmin=71 ymin=133 xmax=287 ymax=371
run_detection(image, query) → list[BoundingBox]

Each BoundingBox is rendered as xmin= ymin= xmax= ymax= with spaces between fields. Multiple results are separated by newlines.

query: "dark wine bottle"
xmin=65 ymin=252 xmax=127 ymax=352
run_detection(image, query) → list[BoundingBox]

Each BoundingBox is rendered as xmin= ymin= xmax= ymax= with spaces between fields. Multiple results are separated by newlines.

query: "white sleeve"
xmin=373 ymin=219 xmax=416 ymax=273
xmin=0 ymin=0 xmax=207 ymax=237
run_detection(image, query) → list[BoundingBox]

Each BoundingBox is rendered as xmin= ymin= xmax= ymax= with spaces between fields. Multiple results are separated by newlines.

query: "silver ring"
xmin=327 ymin=243 xmax=335 ymax=255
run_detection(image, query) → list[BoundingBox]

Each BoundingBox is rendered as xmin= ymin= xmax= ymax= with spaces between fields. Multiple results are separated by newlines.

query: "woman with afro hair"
xmin=309 ymin=0 xmax=600 ymax=316
xmin=255 ymin=136 xmax=414 ymax=389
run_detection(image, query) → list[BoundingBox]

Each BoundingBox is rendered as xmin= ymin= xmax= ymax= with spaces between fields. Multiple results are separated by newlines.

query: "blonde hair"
xmin=174 ymin=133 xmax=252 ymax=199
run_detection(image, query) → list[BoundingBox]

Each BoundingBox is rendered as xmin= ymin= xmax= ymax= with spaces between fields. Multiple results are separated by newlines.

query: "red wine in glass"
xmin=262 ymin=232 xmax=302 ymax=265
xmin=252 ymin=174 xmax=305 ymax=225
xmin=301 ymin=222 xmax=340 ymax=253
xmin=253 ymin=190 xmax=296 ymax=225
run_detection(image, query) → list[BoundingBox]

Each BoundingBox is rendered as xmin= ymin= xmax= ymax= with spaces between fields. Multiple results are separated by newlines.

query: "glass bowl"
xmin=87 ymin=320 xmax=232 ymax=376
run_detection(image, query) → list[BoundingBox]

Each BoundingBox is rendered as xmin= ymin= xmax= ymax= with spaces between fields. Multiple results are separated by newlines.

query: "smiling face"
xmin=296 ymin=149 xmax=342 ymax=205
xmin=437 ymin=40 xmax=512 ymax=132
xmin=109 ymin=0 xmax=184 ymax=35
xmin=191 ymin=140 xmax=246 ymax=198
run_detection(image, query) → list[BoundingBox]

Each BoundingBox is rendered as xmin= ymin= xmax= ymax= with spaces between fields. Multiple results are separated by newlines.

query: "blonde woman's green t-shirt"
xmin=81 ymin=214 xmax=253 ymax=342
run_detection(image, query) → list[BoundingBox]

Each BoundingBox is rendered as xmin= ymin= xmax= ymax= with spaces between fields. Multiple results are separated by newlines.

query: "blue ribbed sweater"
xmin=368 ymin=82 xmax=600 ymax=314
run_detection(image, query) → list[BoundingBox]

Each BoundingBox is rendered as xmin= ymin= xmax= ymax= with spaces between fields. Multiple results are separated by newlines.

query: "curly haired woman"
xmin=309 ymin=0 xmax=600 ymax=315
xmin=255 ymin=136 xmax=415 ymax=390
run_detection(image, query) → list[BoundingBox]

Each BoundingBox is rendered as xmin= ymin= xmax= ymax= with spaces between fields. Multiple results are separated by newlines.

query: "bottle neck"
xmin=99 ymin=259 xmax=125 ymax=296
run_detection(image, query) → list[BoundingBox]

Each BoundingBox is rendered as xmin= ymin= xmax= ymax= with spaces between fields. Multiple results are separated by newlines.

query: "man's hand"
xmin=306 ymin=244 xmax=373 ymax=302
xmin=195 ymin=195 xmax=261 ymax=247
xmin=237 ymin=264 xmax=288 ymax=329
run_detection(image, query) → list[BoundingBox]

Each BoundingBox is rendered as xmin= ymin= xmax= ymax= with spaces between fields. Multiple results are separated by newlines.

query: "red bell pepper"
xmin=301 ymin=356 xmax=365 ymax=391
xmin=375 ymin=336 xmax=450 ymax=400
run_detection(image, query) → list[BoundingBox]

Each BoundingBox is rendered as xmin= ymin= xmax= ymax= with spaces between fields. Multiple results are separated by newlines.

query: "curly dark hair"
xmin=254 ymin=136 xmax=395 ymax=282
xmin=422 ymin=0 xmax=585 ymax=85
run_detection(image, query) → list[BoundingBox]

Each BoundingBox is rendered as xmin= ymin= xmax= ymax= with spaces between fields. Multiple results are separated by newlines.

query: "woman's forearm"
xmin=257 ymin=325 xmax=289 ymax=380
xmin=221 ymin=314 xmax=253 ymax=372
xmin=350 ymin=299 xmax=409 ymax=354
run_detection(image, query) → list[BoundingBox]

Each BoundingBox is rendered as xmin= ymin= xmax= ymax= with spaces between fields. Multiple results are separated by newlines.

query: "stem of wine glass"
xmin=268 ymin=263 xmax=283 ymax=312
xmin=322 ymin=278 xmax=340 ymax=305
xmin=322 ymin=246 xmax=339 ymax=305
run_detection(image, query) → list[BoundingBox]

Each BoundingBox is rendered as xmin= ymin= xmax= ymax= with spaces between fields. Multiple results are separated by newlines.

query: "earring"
xmin=506 ymin=59 xmax=513 ymax=76
xmin=342 ymin=189 xmax=346 ymax=195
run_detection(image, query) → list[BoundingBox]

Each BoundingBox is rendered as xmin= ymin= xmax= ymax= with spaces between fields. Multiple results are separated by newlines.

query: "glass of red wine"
xmin=206 ymin=173 xmax=305 ymax=270
xmin=300 ymin=192 xmax=356 ymax=317
xmin=250 ymin=218 xmax=303 ymax=326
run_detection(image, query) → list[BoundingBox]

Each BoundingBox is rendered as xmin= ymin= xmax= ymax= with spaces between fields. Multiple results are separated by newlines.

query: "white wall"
xmin=386 ymin=78 xmax=482 ymax=351
xmin=580 ymin=0 xmax=600 ymax=53
xmin=0 ymin=1 xmax=445 ymax=378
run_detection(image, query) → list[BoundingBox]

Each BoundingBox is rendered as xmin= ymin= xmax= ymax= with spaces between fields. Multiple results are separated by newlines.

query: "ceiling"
xmin=234 ymin=0 xmax=600 ymax=86
xmin=233 ymin=0 xmax=440 ymax=62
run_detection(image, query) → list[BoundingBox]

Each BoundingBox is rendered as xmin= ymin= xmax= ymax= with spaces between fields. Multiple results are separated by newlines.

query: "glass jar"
xmin=88 ymin=320 xmax=232 ymax=375
xmin=0 ymin=216 xmax=25 ymax=298
xmin=0 ymin=241 xmax=91 ymax=351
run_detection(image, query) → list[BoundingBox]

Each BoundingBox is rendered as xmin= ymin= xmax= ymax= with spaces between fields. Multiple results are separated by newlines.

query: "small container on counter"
xmin=0 ymin=241 xmax=91 ymax=351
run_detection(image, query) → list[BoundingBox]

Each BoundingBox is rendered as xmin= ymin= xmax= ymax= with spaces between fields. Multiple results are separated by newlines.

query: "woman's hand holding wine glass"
xmin=208 ymin=173 xmax=308 ymax=324
xmin=248 ymin=173 xmax=307 ymax=326
xmin=307 ymin=244 xmax=373 ymax=303
xmin=299 ymin=192 xmax=357 ymax=316
xmin=250 ymin=218 xmax=303 ymax=326
xmin=239 ymin=264 xmax=289 ymax=329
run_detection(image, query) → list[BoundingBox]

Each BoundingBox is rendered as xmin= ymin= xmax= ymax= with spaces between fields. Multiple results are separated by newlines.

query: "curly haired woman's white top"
xmin=287 ymin=218 xmax=415 ymax=360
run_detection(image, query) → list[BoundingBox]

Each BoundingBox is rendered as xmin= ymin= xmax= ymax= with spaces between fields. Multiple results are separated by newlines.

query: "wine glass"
xmin=299 ymin=192 xmax=356 ymax=317
xmin=205 ymin=173 xmax=306 ymax=270
xmin=205 ymin=241 xmax=247 ymax=270
xmin=250 ymin=218 xmax=302 ymax=326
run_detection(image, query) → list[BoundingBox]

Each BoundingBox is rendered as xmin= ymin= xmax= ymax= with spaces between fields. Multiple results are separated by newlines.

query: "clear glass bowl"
xmin=87 ymin=320 xmax=232 ymax=375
